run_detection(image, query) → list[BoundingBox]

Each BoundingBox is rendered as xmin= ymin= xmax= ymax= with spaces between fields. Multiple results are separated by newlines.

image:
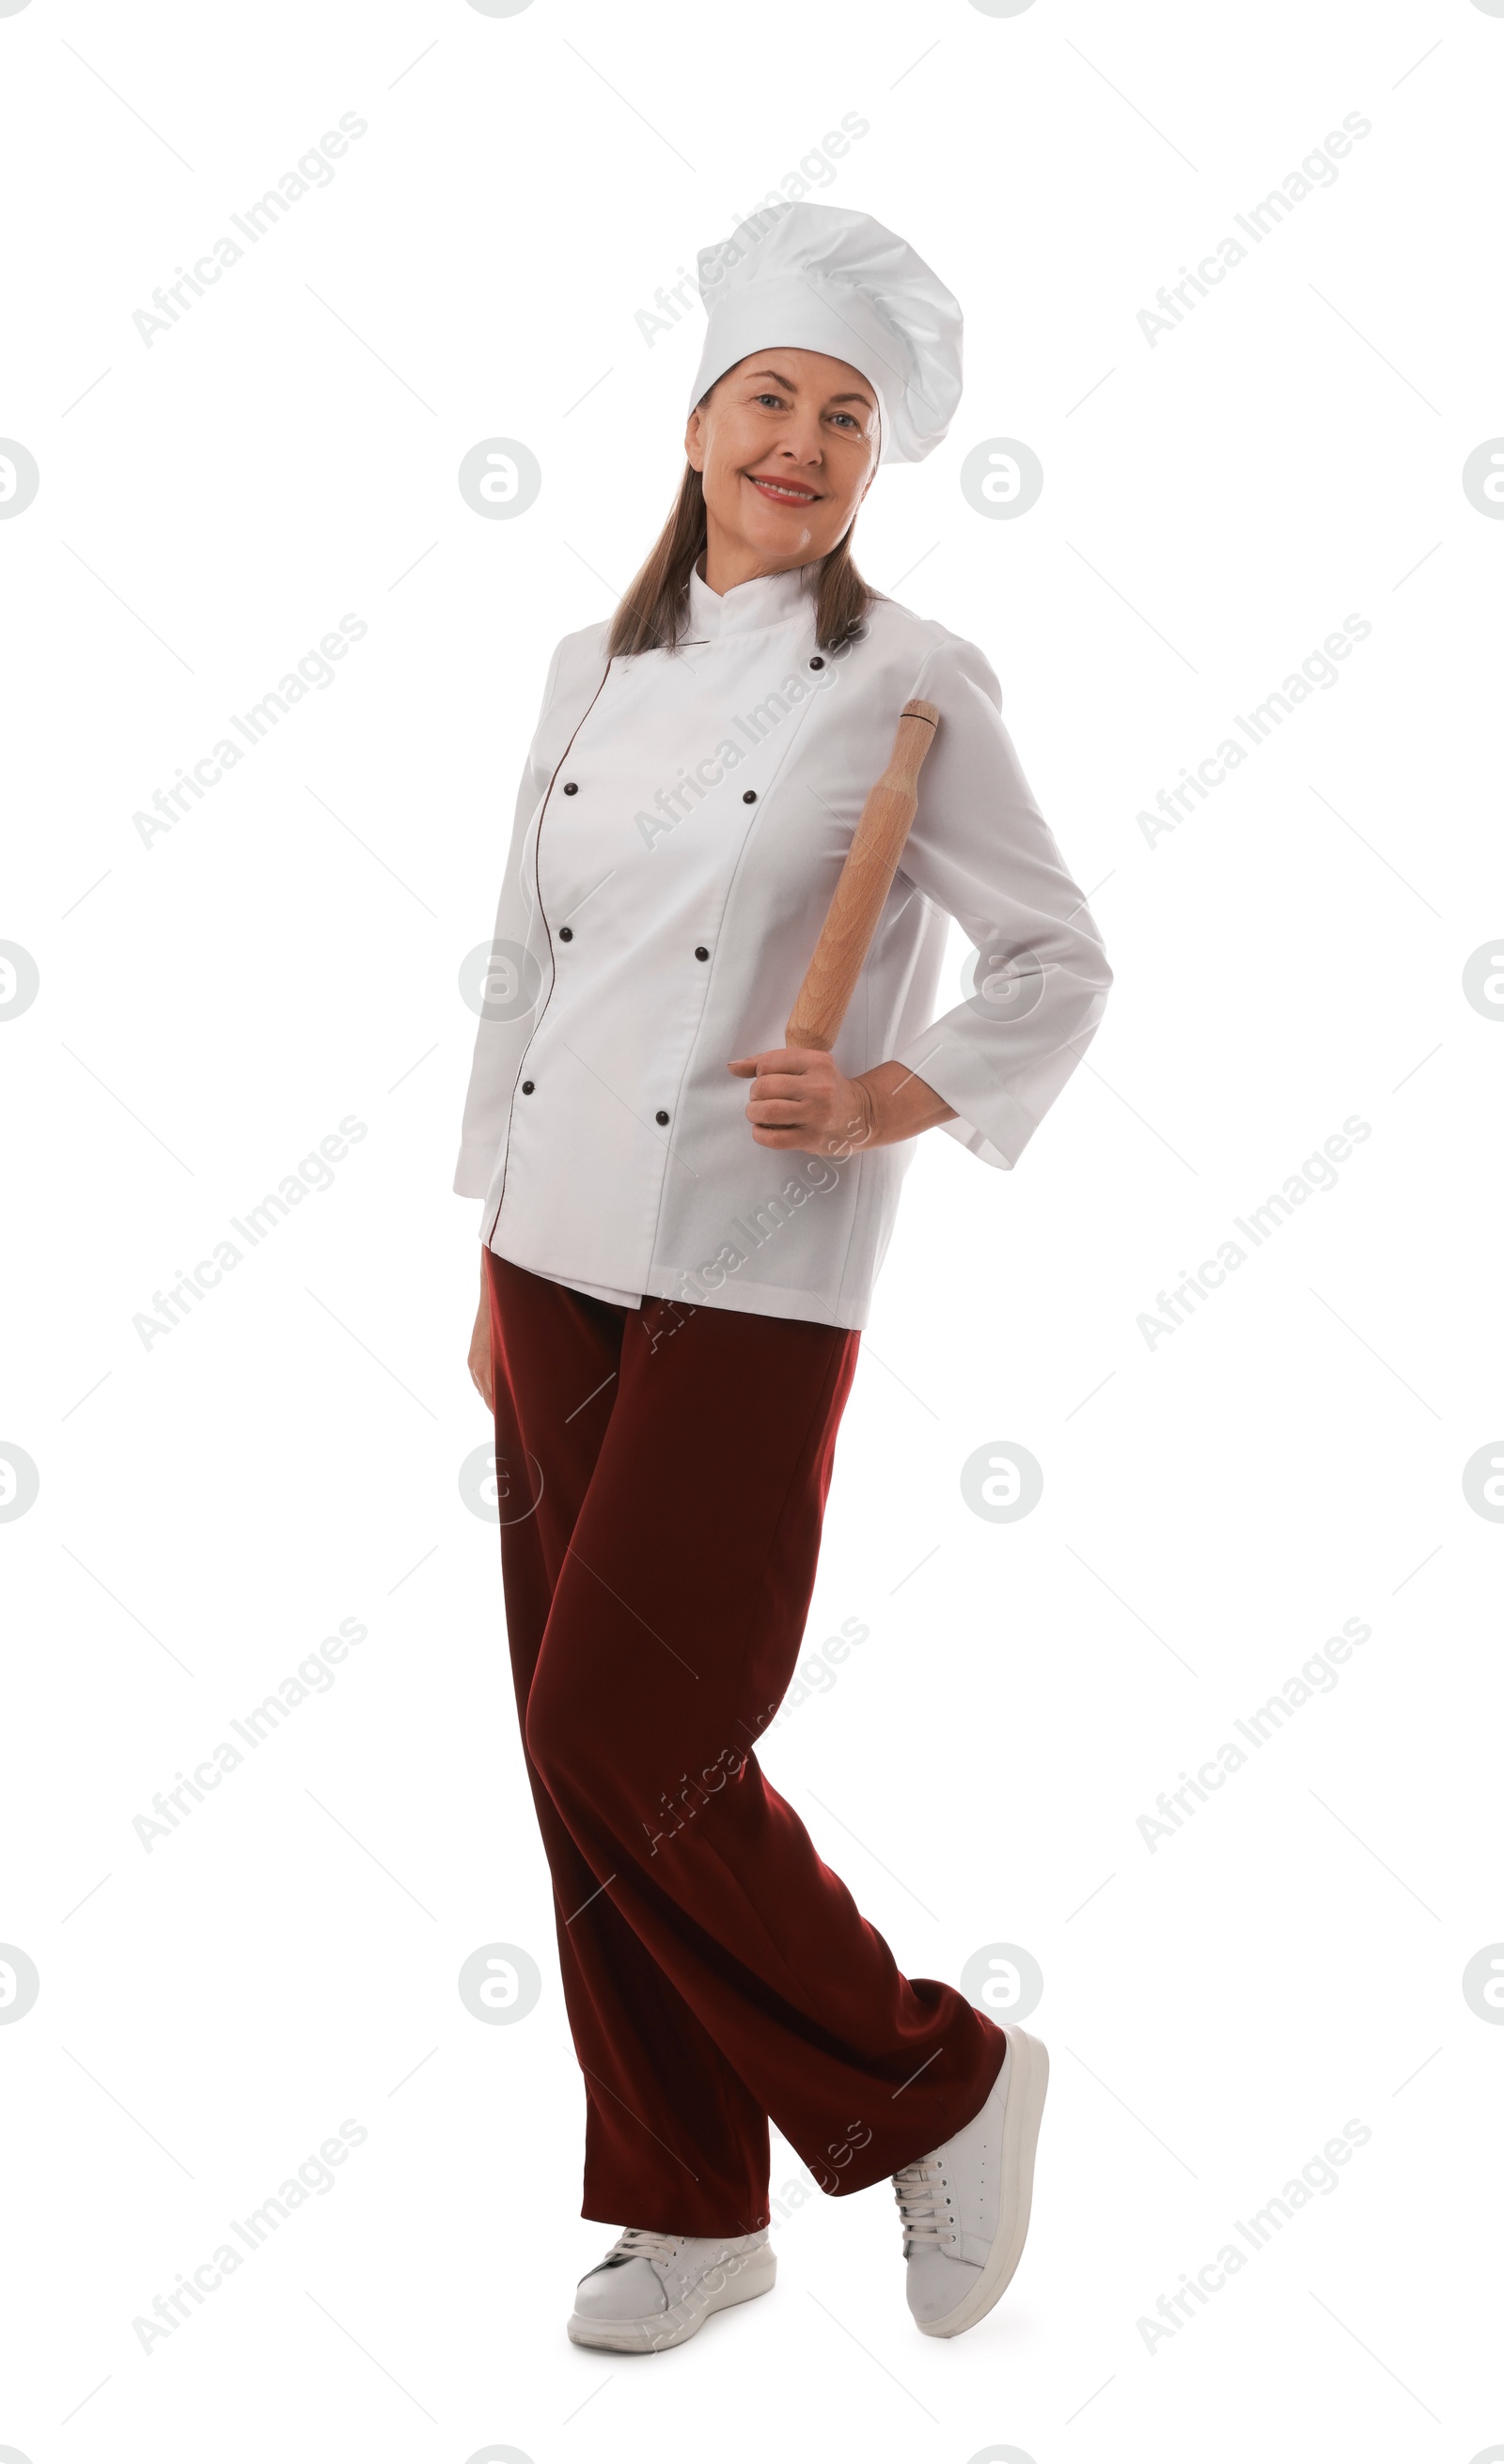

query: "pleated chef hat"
xmin=687 ymin=203 xmax=964 ymax=465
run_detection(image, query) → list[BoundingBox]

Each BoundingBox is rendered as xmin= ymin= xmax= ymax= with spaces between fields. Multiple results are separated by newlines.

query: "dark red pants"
xmin=485 ymin=1248 xmax=1005 ymax=2235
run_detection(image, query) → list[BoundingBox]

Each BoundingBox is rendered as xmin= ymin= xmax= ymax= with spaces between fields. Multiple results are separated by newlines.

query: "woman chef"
xmin=457 ymin=203 xmax=1111 ymax=2353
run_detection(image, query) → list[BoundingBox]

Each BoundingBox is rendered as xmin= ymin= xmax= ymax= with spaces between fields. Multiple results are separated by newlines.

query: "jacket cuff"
xmin=453 ymin=1145 xmax=495 ymax=1200
xmin=889 ymin=1025 xmax=1040 ymax=1171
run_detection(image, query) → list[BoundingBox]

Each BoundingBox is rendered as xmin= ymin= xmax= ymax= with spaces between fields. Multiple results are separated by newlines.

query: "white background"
xmin=3 ymin=1 xmax=1501 ymax=2458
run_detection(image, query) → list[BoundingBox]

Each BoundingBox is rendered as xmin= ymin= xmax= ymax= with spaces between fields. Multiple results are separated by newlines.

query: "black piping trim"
xmin=484 ymin=653 xmax=619 ymax=1248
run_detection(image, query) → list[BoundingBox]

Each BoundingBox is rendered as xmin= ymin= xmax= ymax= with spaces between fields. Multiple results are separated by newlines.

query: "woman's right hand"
xmin=469 ymin=1249 xmax=495 ymax=1412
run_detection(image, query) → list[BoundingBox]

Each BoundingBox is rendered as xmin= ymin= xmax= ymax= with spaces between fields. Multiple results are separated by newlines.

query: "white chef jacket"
xmin=454 ymin=559 xmax=1111 ymax=1331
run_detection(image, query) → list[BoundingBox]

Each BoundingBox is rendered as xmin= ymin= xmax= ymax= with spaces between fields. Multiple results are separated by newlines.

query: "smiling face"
xmin=684 ymin=348 xmax=881 ymax=589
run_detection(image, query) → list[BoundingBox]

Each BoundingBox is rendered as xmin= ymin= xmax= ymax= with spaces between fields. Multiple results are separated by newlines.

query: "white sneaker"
xmin=891 ymin=2027 xmax=1048 ymax=2338
xmin=567 ymin=2225 xmax=776 ymax=2352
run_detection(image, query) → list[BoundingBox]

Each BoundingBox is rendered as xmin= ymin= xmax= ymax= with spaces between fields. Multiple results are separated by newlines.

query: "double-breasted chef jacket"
xmin=455 ymin=559 xmax=1112 ymax=1332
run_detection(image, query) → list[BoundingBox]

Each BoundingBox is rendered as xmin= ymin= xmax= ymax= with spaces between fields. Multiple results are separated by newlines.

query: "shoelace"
xmin=607 ymin=2226 xmax=684 ymax=2265
xmin=891 ymin=2155 xmax=952 ymax=2252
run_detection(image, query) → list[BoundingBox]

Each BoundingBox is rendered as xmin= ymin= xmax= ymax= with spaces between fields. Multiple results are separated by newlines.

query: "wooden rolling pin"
xmin=784 ymin=697 xmax=940 ymax=1053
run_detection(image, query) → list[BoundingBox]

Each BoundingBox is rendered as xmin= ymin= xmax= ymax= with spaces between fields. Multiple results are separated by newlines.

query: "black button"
xmin=694 ymin=945 xmax=709 ymax=960
xmin=558 ymin=926 xmax=573 ymax=942
xmin=655 ymin=1109 xmax=669 ymax=1126
xmin=809 ymin=656 xmax=824 ymax=670
xmin=521 ymin=1080 xmax=535 ymax=1094
xmin=562 ymin=782 xmax=578 ymax=795
xmin=743 ymin=788 xmax=757 ymax=803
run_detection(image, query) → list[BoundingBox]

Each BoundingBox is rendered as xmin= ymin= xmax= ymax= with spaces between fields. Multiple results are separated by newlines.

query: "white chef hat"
xmin=687 ymin=203 xmax=964 ymax=466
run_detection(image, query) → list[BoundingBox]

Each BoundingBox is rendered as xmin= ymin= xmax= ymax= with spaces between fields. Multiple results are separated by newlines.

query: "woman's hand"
xmin=469 ymin=1248 xmax=495 ymax=1411
xmin=727 ymin=1049 xmax=955 ymax=1155
xmin=728 ymin=1047 xmax=873 ymax=1153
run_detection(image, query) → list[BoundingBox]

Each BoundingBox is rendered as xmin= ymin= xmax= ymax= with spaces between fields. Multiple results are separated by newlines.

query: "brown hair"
xmin=606 ymin=417 xmax=880 ymax=661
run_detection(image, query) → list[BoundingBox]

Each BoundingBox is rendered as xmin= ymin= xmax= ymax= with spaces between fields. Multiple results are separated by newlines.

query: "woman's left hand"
xmin=727 ymin=1047 xmax=874 ymax=1155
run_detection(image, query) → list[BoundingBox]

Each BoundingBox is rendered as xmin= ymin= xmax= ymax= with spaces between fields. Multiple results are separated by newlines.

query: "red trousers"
xmin=485 ymin=1248 xmax=1005 ymax=2235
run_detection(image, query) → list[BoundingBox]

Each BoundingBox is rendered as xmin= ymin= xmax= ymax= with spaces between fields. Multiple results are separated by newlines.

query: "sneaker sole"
xmin=567 ymin=2241 xmax=776 ymax=2353
xmin=917 ymin=2026 xmax=1049 ymax=2339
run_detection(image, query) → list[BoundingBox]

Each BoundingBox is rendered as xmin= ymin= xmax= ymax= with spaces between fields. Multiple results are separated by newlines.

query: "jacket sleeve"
xmin=452 ymin=635 xmax=568 ymax=1200
xmin=888 ymin=630 xmax=1112 ymax=1170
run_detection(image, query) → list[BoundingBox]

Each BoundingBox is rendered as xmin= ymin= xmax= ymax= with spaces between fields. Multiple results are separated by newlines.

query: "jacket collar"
xmin=685 ymin=557 xmax=819 ymax=643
